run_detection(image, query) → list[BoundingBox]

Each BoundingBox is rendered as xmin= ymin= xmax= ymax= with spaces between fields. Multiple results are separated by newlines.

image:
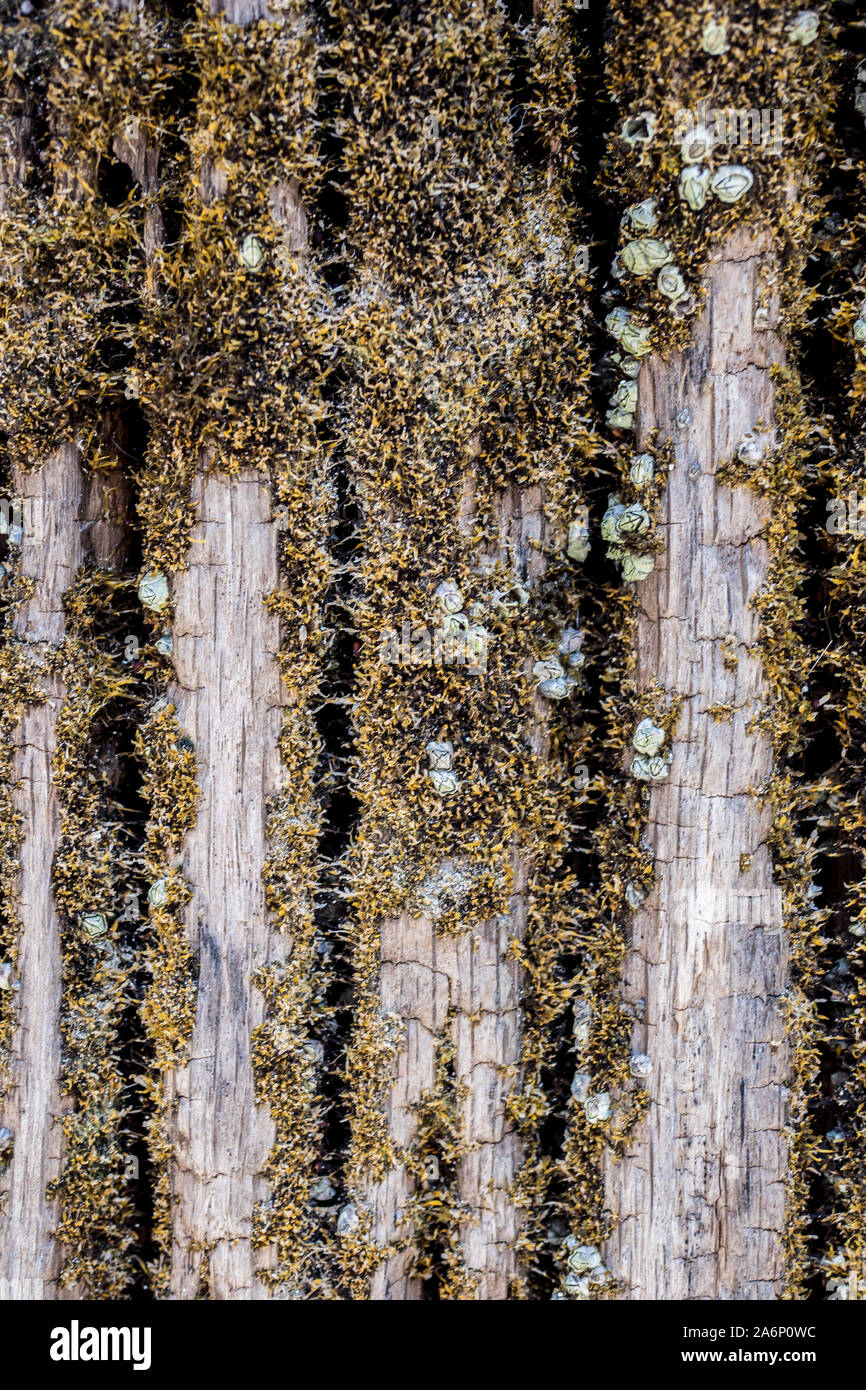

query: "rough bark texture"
xmin=166 ymin=471 xmax=287 ymax=1299
xmin=603 ymin=228 xmax=789 ymax=1300
xmin=0 ymin=448 xmax=84 ymax=1299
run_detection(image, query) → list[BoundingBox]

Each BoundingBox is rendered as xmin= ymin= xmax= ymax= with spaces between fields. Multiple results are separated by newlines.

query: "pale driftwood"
xmin=365 ymin=485 xmax=552 ymax=1300
xmin=0 ymin=448 xmax=86 ymax=1299
xmin=166 ymin=472 xmax=287 ymax=1299
xmin=603 ymin=228 xmax=788 ymax=1300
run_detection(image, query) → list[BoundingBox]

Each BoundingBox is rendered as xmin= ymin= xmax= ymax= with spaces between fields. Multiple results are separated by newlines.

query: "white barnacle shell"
xmin=567 ymin=519 xmax=590 ymax=563
xmin=573 ymin=999 xmax=592 ymax=1049
xmin=631 ymin=752 xmax=672 ymax=782
xmin=710 ymin=164 xmax=754 ymax=203
xmin=737 ymin=430 xmax=764 ymax=464
xmin=138 ymin=571 xmax=169 ymax=612
xmin=621 ymin=552 xmax=655 ymax=582
xmin=558 ymin=627 xmax=585 ymax=669
xmin=434 ymin=578 xmax=464 ymax=614
xmin=601 ymin=499 xmax=626 ymax=543
xmin=534 ymin=658 xmax=565 ymax=683
xmin=633 ymin=717 xmax=665 ymax=755
xmin=441 ymin=610 xmax=468 ymax=637
xmin=630 ymin=1053 xmax=653 ymax=1078
xmin=240 ymin=233 xmax=265 ymax=269
xmin=429 ymin=768 xmax=460 ymax=797
xmin=853 ymin=312 xmax=866 ymax=345
xmin=605 ymin=306 xmax=629 ymax=341
xmin=538 ymin=674 xmax=575 ymax=700
xmin=625 ymin=880 xmax=647 ymax=909
xmin=786 ymin=9 xmax=819 ymax=45
xmin=570 ymin=1070 xmax=592 ymax=1103
xmin=337 ymin=1203 xmax=360 ymax=1237
xmin=606 ymin=406 xmax=635 ymax=431
xmin=566 ymin=1241 xmax=603 ymax=1273
xmin=562 ymin=1272 xmax=592 ymax=1299
xmin=616 ymin=501 xmax=650 ymax=536
xmin=156 ymin=633 xmax=173 ymax=657
xmin=678 ymin=164 xmax=711 ymax=211
xmin=311 ymin=1176 xmax=335 ymax=1203
xmin=426 ymin=739 xmax=454 ymax=770
xmin=701 ymin=18 xmax=730 ymax=55
xmin=612 ymin=351 xmax=641 ymax=379
xmin=610 ymin=380 xmax=638 ymax=414
xmin=82 ymin=912 xmax=108 ymax=938
xmin=620 ymin=111 xmax=656 ymax=146
xmin=669 ymin=293 xmax=697 ymax=320
xmin=0 ymin=961 xmax=17 ymax=991
xmin=584 ymin=1091 xmax=612 ymax=1124
xmin=148 ymin=879 xmax=169 ymax=909
xmin=657 ymin=264 xmax=686 ymax=300
xmin=0 ymin=1127 xmax=11 ymax=1152
xmin=605 ymin=307 xmax=652 ymax=358
xmin=620 ymin=237 xmax=672 ymax=278
xmin=624 ymin=198 xmax=658 ymax=234
xmin=680 ymin=124 xmax=714 ymax=164
xmin=629 ymin=453 xmax=655 ymax=488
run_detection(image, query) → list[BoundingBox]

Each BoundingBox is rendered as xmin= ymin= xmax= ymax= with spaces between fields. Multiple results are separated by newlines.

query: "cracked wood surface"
xmin=0 ymin=447 xmax=122 ymax=1297
xmin=603 ymin=228 xmax=789 ymax=1300
xmin=166 ymin=472 xmax=288 ymax=1299
xmin=365 ymin=485 xmax=551 ymax=1301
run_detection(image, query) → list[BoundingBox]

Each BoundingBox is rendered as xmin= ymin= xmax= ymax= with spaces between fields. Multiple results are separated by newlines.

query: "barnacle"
xmin=710 ymin=165 xmax=755 ymax=203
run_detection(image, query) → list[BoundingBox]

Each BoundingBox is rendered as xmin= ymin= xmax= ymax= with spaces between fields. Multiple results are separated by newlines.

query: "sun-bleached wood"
xmin=0 ymin=449 xmax=86 ymax=1299
xmin=603 ymin=228 xmax=788 ymax=1300
xmin=166 ymin=472 xmax=287 ymax=1299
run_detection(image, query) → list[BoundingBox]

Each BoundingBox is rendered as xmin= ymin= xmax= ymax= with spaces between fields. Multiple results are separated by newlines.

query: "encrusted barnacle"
xmin=0 ymin=961 xmax=18 ymax=991
xmin=311 ymin=1176 xmax=335 ymax=1203
xmin=426 ymin=739 xmax=453 ymax=771
xmin=617 ymin=501 xmax=650 ymax=535
xmin=611 ymin=351 xmax=641 ymax=379
xmin=631 ymin=751 xmax=673 ymax=782
xmin=81 ymin=912 xmax=108 ymax=938
xmin=240 ymin=233 xmax=265 ymax=270
xmin=601 ymin=498 xmax=626 ymax=543
xmin=336 ymin=1203 xmax=360 ymax=1237
xmin=0 ymin=1128 xmax=11 ymax=1164
xmin=701 ymin=18 xmax=730 ymax=55
xmin=625 ymin=880 xmax=647 ymax=909
xmin=570 ymin=1070 xmax=592 ymax=1102
xmin=148 ymin=879 xmax=169 ymax=909
xmin=429 ymin=768 xmax=460 ymax=797
xmin=669 ymin=293 xmax=696 ymax=320
xmin=678 ymin=165 xmax=711 ymax=211
xmin=156 ymin=633 xmax=173 ymax=657
xmin=852 ymin=307 xmax=866 ymax=344
xmin=633 ymin=718 xmax=666 ymax=755
xmin=434 ymin=578 xmax=463 ymax=614
xmin=737 ymin=429 xmax=764 ymax=464
xmin=606 ymin=405 xmax=635 ymax=430
xmin=605 ymin=307 xmax=652 ymax=358
xmin=610 ymin=380 xmax=638 ymax=415
xmin=657 ymin=265 xmax=686 ymax=300
xmin=573 ymin=999 xmax=592 ymax=1049
xmin=534 ymin=657 xmax=575 ymax=700
xmin=558 ymin=627 xmax=585 ymax=670
xmin=629 ymin=453 xmax=655 ymax=488
xmin=621 ymin=552 xmax=655 ymax=582
xmin=710 ymin=164 xmax=754 ymax=203
xmin=565 ymin=1238 xmax=603 ymax=1274
xmin=620 ymin=111 xmax=656 ymax=146
xmin=680 ymin=124 xmax=714 ymax=164
xmin=623 ymin=198 xmax=658 ymax=234
xmin=138 ymin=571 xmax=169 ymax=612
xmin=629 ymin=1054 xmax=653 ymax=1078
xmin=584 ymin=1091 xmax=612 ymax=1124
xmin=786 ymin=9 xmax=819 ymax=45
xmin=620 ymin=238 xmax=672 ymax=278
xmin=566 ymin=518 xmax=590 ymax=563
